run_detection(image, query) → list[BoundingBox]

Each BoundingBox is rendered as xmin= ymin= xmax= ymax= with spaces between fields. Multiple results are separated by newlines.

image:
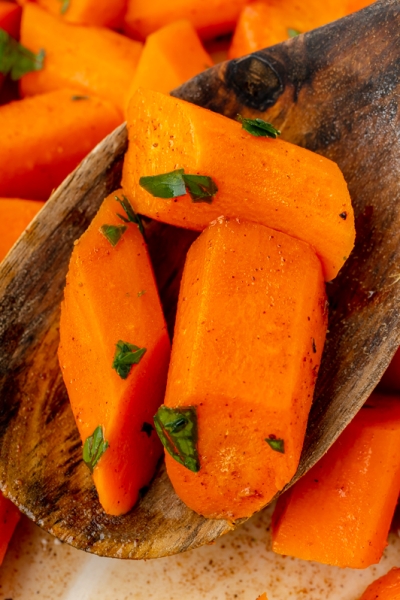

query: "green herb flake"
xmin=60 ymin=0 xmax=70 ymax=14
xmin=237 ymin=114 xmax=281 ymax=139
xmin=139 ymin=169 xmax=218 ymax=203
xmin=71 ymin=95 xmax=89 ymax=101
xmin=100 ymin=224 xmax=127 ymax=247
xmin=182 ymin=173 xmax=218 ymax=203
xmin=265 ymin=435 xmax=285 ymax=454
xmin=287 ymin=27 xmax=301 ymax=38
xmin=154 ymin=405 xmax=200 ymax=472
xmin=115 ymin=194 xmax=144 ymax=235
xmin=83 ymin=425 xmax=109 ymax=473
xmin=137 ymin=290 xmax=146 ymax=297
xmin=139 ymin=169 xmax=186 ymax=199
xmin=112 ymin=340 xmax=146 ymax=379
xmin=0 ymin=30 xmax=45 ymax=81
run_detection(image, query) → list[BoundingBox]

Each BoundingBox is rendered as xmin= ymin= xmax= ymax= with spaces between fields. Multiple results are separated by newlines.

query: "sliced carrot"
xmin=123 ymin=0 xmax=248 ymax=41
xmin=229 ymin=0 xmax=376 ymax=60
xmin=20 ymin=3 xmax=142 ymax=114
xmin=125 ymin=20 xmax=213 ymax=114
xmin=0 ymin=198 xmax=44 ymax=261
xmin=0 ymin=492 xmax=20 ymax=566
xmin=359 ymin=568 xmax=400 ymax=600
xmin=0 ymin=89 xmax=121 ymax=200
xmin=229 ymin=0 xmax=345 ymax=59
xmin=122 ymin=88 xmax=355 ymax=281
xmin=34 ymin=0 xmax=127 ymax=28
xmin=0 ymin=1 xmax=22 ymax=37
xmin=272 ymin=394 xmax=400 ymax=569
xmin=160 ymin=218 xmax=327 ymax=520
xmin=59 ymin=190 xmax=170 ymax=515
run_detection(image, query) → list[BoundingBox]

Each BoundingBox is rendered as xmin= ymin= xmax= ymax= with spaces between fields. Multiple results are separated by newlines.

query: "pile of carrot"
xmin=2 ymin=1 xmax=399 ymax=592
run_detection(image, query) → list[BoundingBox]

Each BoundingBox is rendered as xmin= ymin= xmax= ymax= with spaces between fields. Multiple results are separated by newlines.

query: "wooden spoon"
xmin=0 ymin=0 xmax=399 ymax=559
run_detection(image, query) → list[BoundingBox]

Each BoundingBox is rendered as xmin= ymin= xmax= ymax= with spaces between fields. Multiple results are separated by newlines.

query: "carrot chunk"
xmin=123 ymin=0 xmax=248 ymax=41
xmin=125 ymin=20 xmax=213 ymax=113
xmin=122 ymin=88 xmax=355 ymax=281
xmin=0 ymin=198 xmax=44 ymax=261
xmin=272 ymin=394 xmax=400 ymax=568
xmin=229 ymin=0 xmax=345 ymax=59
xmin=0 ymin=492 xmax=20 ymax=566
xmin=229 ymin=0 xmax=375 ymax=59
xmin=33 ymin=0 xmax=127 ymax=28
xmin=20 ymin=3 xmax=142 ymax=115
xmin=359 ymin=568 xmax=400 ymax=600
xmin=59 ymin=190 xmax=170 ymax=515
xmin=0 ymin=89 xmax=121 ymax=200
xmin=0 ymin=1 xmax=22 ymax=37
xmin=159 ymin=218 xmax=327 ymax=520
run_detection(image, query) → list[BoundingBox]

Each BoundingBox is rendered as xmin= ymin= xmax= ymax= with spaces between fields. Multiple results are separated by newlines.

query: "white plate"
xmin=2 ymin=502 xmax=400 ymax=599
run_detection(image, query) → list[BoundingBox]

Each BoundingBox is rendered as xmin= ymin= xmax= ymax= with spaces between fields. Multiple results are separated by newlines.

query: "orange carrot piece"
xmin=0 ymin=198 xmax=44 ymax=261
xmin=161 ymin=218 xmax=327 ymax=520
xmin=34 ymin=0 xmax=127 ymax=28
xmin=229 ymin=0 xmax=346 ymax=59
xmin=0 ymin=1 xmax=22 ymax=37
xmin=229 ymin=0 xmax=375 ymax=60
xmin=122 ymin=88 xmax=354 ymax=281
xmin=379 ymin=348 xmax=400 ymax=394
xmin=123 ymin=0 xmax=248 ymax=41
xmin=59 ymin=190 xmax=170 ymax=515
xmin=125 ymin=20 xmax=213 ymax=113
xmin=0 ymin=492 xmax=20 ymax=566
xmin=0 ymin=89 xmax=121 ymax=200
xmin=359 ymin=568 xmax=400 ymax=600
xmin=20 ymin=4 xmax=142 ymax=114
xmin=272 ymin=394 xmax=400 ymax=569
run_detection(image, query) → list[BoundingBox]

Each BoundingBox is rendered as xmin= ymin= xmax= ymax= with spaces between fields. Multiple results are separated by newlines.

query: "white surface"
xmin=2 ymin=503 xmax=400 ymax=599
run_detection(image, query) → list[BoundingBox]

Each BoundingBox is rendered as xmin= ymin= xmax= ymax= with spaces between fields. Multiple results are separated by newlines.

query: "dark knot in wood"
xmin=226 ymin=55 xmax=284 ymax=111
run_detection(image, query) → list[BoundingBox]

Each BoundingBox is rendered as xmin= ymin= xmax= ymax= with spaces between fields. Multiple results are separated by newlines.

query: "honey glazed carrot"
xmin=0 ymin=198 xmax=44 ymax=261
xmin=20 ymin=3 xmax=143 ymax=115
xmin=359 ymin=568 xmax=400 ymax=600
xmin=34 ymin=0 xmax=127 ymax=28
xmin=59 ymin=190 xmax=170 ymax=515
xmin=156 ymin=218 xmax=327 ymax=520
xmin=124 ymin=0 xmax=248 ymax=41
xmin=125 ymin=19 xmax=213 ymax=113
xmin=122 ymin=88 xmax=355 ymax=281
xmin=0 ymin=89 xmax=121 ymax=200
xmin=0 ymin=1 xmax=22 ymax=37
xmin=229 ymin=0 xmax=375 ymax=59
xmin=272 ymin=394 xmax=400 ymax=568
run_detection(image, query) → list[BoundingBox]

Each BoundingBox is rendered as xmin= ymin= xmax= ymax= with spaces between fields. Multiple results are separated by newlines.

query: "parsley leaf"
xmin=100 ymin=224 xmax=127 ymax=247
xmin=139 ymin=169 xmax=186 ymax=199
xmin=112 ymin=340 xmax=146 ymax=379
xmin=60 ymin=0 xmax=70 ymax=14
xmin=139 ymin=169 xmax=218 ymax=203
xmin=154 ymin=405 xmax=200 ymax=472
xmin=115 ymin=194 xmax=144 ymax=235
xmin=265 ymin=436 xmax=285 ymax=453
xmin=237 ymin=114 xmax=281 ymax=138
xmin=82 ymin=425 xmax=109 ymax=473
xmin=287 ymin=28 xmax=301 ymax=38
xmin=182 ymin=173 xmax=218 ymax=203
xmin=0 ymin=29 xmax=45 ymax=81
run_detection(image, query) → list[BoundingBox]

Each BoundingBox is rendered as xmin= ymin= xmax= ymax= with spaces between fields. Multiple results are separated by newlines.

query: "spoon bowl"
xmin=0 ymin=0 xmax=399 ymax=558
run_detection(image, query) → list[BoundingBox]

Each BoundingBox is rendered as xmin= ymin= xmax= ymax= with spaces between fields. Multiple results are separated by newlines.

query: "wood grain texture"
xmin=0 ymin=0 xmax=399 ymax=558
